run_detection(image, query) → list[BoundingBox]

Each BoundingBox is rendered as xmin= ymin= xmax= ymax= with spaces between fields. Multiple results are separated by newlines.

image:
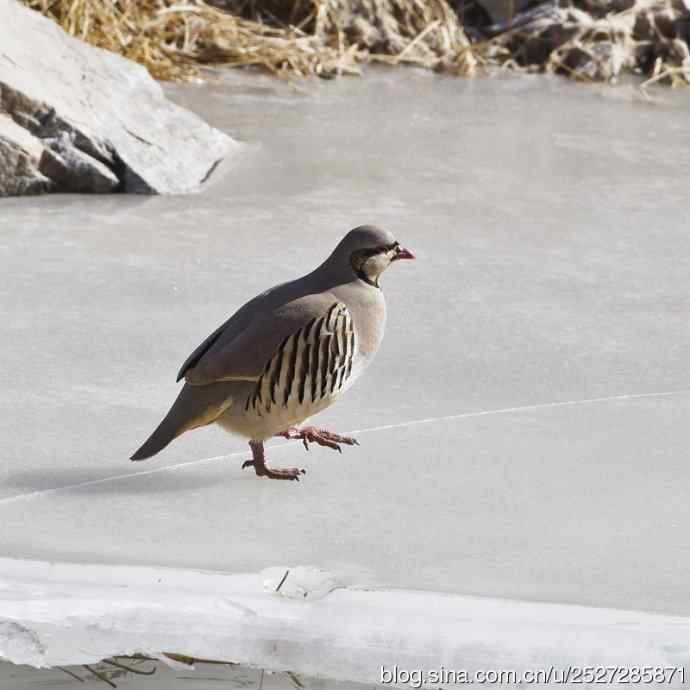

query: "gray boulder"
xmin=0 ymin=0 xmax=234 ymax=196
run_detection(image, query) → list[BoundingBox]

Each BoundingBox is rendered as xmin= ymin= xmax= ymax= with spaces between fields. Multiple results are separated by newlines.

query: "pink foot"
xmin=242 ymin=440 xmax=305 ymax=481
xmin=278 ymin=426 xmax=359 ymax=453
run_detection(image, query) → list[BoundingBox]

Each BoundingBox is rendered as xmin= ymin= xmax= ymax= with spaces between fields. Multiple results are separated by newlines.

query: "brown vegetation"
xmin=23 ymin=0 xmax=476 ymax=80
xmin=22 ymin=0 xmax=690 ymax=85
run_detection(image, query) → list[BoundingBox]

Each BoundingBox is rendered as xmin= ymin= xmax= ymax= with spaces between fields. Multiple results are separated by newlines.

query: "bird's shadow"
xmin=5 ymin=464 xmax=230 ymax=497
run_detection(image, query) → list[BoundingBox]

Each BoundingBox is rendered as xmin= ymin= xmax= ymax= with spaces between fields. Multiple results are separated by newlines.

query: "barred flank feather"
xmin=246 ymin=303 xmax=356 ymax=417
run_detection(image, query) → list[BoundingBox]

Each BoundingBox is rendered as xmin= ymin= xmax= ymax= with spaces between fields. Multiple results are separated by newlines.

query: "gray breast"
xmin=244 ymin=302 xmax=357 ymax=417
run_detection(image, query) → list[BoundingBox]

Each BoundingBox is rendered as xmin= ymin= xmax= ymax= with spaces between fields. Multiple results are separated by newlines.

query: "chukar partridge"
xmin=131 ymin=225 xmax=414 ymax=480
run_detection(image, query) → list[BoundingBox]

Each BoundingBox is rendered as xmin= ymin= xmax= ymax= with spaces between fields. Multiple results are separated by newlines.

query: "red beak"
xmin=394 ymin=246 xmax=415 ymax=261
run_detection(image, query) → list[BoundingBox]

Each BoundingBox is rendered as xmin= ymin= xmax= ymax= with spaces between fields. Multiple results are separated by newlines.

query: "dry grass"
xmin=21 ymin=0 xmax=690 ymax=86
xmin=23 ymin=0 xmax=477 ymax=80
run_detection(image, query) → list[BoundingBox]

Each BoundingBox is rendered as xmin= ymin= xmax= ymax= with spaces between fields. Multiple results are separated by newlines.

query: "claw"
xmin=278 ymin=427 xmax=359 ymax=455
xmin=244 ymin=441 xmax=306 ymax=481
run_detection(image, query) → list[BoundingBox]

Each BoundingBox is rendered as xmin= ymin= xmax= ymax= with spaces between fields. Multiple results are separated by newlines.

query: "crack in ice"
xmin=346 ymin=388 xmax=690 ymax=435
xmin=1 ymin=388 xmax=688 ymax=506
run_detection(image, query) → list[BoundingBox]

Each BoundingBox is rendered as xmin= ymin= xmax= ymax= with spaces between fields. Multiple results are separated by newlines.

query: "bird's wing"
xmin=179 ymin=292 xmax=343 ymax=385
xmin=176 ymin=308 xmax=249 ymax=383
xmin=247 ymin=301 xmax=357 ymax=414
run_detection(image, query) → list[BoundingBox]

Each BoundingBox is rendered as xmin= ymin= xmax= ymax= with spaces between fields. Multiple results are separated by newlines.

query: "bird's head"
xmin=331 ymin=225 xmax=414 ymax=288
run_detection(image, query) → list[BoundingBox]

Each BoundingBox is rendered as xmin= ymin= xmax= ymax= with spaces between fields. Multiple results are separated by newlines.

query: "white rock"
xmin=0 ymin=0 xmax=235 ymax=196
xmin=0 ymin=114 xmax=50 ymax=195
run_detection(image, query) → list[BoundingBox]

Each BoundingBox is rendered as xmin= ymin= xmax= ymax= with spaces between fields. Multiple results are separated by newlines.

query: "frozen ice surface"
xmin=0 ymin=558 xmax=688 ymax=686
xmin=1 ymin=68 xmax=690 ymax=675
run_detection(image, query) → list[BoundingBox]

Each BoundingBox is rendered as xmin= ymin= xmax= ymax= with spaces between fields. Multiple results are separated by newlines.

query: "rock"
xmin=0 ymin=0 xmax=235 ymax=196
xmin=573 ymin=0 xmax=635 ymax=18
xmin=556 ymin=40 xmax=627 ymax=81
xmin=520 ymin=24 xmax=579 ymax=65
xmin=450 ymin=0 xmax=535 ymax=28
xmin=0 ymin=114 xmax=51 ymax=195
xmin=655 ymin=8 xmax=679 ymax=38
xmin=315 ymin=0 xmax=476 ymax=74
xmin=40 ymin=132 xmax=120 ymax=194
xmin=670 ymin=36 xmax=690 ymax=62
xmin=633 ymin=10 xmax=655 ymax=41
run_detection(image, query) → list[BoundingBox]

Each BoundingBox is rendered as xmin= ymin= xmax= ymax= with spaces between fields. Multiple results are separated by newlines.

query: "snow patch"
xmin=262 ymin=566 xmax=340 ymax=600
xmin=0 ymin=557 xmax=688 ymax=686
xmin=0 ymin=621 xmax=44 ymax=666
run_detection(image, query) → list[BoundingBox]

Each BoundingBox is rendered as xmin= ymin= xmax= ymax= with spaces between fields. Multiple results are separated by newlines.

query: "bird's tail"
xmin=130 ymin=383 xmax=231 ymax=461
xmin=130 ymin=419 xmax=178 ymax=461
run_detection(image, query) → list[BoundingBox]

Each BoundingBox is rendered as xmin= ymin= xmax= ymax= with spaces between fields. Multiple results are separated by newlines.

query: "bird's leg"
xmin=242 ymin=440 xmax=305 ymax=481
xmin=278 ymin=427 xmax=359 ymax=453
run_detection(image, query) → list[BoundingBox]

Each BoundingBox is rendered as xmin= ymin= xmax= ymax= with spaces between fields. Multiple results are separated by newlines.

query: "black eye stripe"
xmin=363 ymin=241 xmax=399 ymax=257
xmin=349 ymin=241 xmax=399 ymax=289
